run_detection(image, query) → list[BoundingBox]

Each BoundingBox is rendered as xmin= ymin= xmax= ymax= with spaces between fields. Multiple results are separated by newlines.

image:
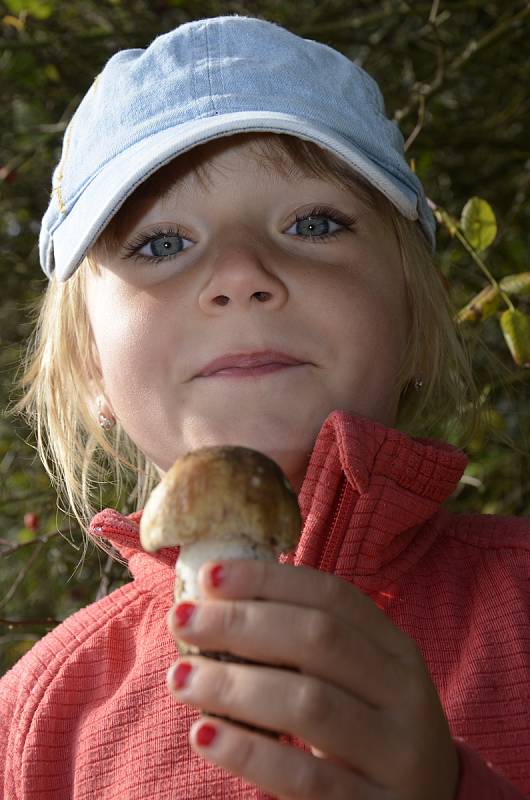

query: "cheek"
xmin=86 ymin=275 xmax=170 ymax=393
xmin=311 ymin=264 xmax=408 ymax=411
xmin=314 ymin=266 xmax=407 ymax=354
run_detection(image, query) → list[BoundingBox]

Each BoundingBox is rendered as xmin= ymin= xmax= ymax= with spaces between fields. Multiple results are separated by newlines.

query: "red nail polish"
xmin=196 ymin=722 xmax=217 ymax=747
xmin=173 ymin=662 xmax=192 ymax=690
xmin=174 ymin=601 xmax=196 ymax=627
xmin=210 ymin=564 xmax=225 ymax=588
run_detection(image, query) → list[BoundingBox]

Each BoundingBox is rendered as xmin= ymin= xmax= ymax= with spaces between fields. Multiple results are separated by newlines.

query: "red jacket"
xmin=1 ymin=411 xmax=529 ymax=799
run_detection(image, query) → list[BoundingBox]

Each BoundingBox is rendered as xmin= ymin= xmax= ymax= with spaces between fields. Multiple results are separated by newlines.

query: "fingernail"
xmin=196 ymin=722 xmax=218 ymax=747
xmin=172 ymin=661 xmax=193 ymax=690
xmin=174 ymin=601 xmax=196 ymax=627
xmin=209 ymin=563 xmax=225 ymax=589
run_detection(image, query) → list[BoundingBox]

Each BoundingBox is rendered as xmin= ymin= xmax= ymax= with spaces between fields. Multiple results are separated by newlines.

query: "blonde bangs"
xmin=10 ymin=133 xmax=479 ymax=543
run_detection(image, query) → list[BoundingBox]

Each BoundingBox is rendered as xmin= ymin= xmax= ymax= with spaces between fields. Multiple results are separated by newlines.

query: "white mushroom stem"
xmin=174 ymin=535 xmax=276 ymax=603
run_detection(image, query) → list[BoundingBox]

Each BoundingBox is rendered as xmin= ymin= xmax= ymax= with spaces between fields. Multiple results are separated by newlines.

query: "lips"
xmin=198 ymin=350 xmax=305 ymax=377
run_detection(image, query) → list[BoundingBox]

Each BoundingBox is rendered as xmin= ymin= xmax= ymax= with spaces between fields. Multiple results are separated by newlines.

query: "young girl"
xmin=2 ymin=14 xmax=529 ymax=800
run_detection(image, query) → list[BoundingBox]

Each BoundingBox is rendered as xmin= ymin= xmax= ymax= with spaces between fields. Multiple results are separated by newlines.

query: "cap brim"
xmin=47 ymin=111 xmax=422 ymax=281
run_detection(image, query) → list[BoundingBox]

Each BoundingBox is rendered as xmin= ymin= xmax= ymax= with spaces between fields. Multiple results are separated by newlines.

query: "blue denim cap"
xmin=39 ymin=15 xmax=436 ymax=281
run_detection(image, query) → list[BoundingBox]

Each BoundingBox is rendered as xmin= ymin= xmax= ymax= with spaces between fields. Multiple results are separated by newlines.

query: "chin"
xmin=147 ymin=406 xmax=327 ymax=485
xmin=175 ymin=418 xmax=315 ymax=489
xmin=150 ymin=437 xmax=308 ymax=493
xmin=235 ymin=437 xmax=310 ymax=490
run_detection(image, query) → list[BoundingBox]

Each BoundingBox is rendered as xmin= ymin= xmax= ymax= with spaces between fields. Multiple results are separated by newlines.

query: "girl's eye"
xmin=286 ymin=207 xmax=357 ymax=241
xmin=122 ymin=206 xmax=356 ymax=265
xmin=121 ymin=227 xmax=193 ymax=265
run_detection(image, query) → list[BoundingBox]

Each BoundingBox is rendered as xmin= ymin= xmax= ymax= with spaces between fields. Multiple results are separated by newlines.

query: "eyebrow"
xmin=156 ymin=174 xmax=195 ymax=205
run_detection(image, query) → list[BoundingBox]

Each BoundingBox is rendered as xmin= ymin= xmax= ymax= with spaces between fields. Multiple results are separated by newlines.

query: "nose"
xmin=198 ymin=243 xmax=288 ymax=312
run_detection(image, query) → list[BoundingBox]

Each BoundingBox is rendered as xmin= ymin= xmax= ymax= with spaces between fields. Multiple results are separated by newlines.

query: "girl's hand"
xmin=166 ymin=560 xmax=459 ymax=800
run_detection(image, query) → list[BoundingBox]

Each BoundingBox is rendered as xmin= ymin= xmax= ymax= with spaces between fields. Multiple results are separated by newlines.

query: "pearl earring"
xmin=413 ymin=377 xmax=423 ymax=391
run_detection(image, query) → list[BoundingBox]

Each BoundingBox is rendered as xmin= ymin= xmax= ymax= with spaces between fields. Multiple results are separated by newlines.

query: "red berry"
xmin=24 ymin=512 xmax=39 ymax=531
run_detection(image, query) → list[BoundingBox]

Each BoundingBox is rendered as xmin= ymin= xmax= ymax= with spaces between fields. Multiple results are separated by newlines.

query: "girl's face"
xmin=85 ymin=136 xmax=409 ymax=491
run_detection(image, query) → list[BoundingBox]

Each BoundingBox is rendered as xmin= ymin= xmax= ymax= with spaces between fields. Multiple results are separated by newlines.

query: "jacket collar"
xmin=89 ymin=410 xmax=467 ymax=598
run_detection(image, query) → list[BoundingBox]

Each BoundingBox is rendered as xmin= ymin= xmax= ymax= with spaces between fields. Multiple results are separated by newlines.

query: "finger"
xmin=199 ymin=559 xmax=408 ymax=658
xmin=167 ymin=656 xmax=398 ymax=786
xmin=188 ymin=714 xmax=391 ymax=800
xmin=167 ymin=598 xmax=407 ymax=710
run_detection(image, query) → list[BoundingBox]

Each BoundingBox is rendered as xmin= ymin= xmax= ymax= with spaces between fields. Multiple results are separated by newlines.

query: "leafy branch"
xmin=431 ymin=196 xmax=530 ymax=367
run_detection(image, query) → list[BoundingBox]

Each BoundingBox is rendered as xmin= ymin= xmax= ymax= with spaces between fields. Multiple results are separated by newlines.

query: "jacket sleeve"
xmin=455 ymin=739 xmax=528 ymax=799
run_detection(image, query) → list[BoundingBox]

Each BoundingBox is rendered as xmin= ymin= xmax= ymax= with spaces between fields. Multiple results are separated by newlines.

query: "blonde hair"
xmin=10 ymin=133 xmax=479 ymax=545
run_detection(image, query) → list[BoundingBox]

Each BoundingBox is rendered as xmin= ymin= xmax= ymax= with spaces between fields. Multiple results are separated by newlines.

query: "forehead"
xmin=131 ymin=134 xmax=334 ymax=205
xmin=91 ymin=132 xmax=381 ymax=255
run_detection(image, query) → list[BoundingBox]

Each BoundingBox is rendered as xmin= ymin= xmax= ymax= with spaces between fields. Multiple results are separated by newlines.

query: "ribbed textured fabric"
xmin=1 ymin=410 xmax=529 ymax=799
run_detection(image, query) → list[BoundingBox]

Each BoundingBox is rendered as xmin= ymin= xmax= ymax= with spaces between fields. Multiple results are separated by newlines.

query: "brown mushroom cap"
xmin=139 ymin=445 xmax=301 ymax=555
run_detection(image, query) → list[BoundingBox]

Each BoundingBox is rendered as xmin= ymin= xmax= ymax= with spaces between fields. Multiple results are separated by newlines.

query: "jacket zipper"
xmin=319 ymin=476 xmax=355 ymax=573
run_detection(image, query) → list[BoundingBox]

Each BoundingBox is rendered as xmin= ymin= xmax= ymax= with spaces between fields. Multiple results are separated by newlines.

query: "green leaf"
xmin=499 ymin=309 xmax=530 ymax=367
xmin=460 ymin=197 xmax=497 ymax=252
xmin=44 ymin=64 xmax=60 ymax=83
xmin=5 ymin=0 xmax=55 ymax=19
xmin=456 ymin=284 xmax=500 ymax=322
xmin=499 ymin=272 xmax=530 ymax=296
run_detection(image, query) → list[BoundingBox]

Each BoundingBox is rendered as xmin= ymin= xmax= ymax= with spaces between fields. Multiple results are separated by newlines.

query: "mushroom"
xmin=140 ymin=444 xmax=301 ymax=657
xmin=140 ymin=445 xmax=302 ymax=737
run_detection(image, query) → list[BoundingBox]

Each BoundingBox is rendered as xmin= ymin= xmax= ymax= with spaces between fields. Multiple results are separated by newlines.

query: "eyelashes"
xmin=121 ymin=205 xmax=358 ymax=266
xmin=121 ymin=226 xmax=186 ymax=264
xmin=293 ymin=205 xmax=358 ymax=239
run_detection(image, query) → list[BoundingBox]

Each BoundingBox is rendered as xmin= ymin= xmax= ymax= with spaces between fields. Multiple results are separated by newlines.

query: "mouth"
xmin=198 ymin=363 xmax=307 ymax=379
xmin=196 ymin=350 xmax=307 ymax=378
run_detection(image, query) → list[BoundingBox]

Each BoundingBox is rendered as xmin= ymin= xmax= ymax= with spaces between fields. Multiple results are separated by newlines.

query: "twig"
xmin=452 ymin=227 xmax=516 ymax=312
xmin=0 ymin=30 xmax=117 ymax=50
xmin=396 ymin=8 xmax=448 ymax=132
xmin=0 ymin=528 xmax=75 ymax=557
xmin=404 ymin=94 xmax=426 ymax=152
xmin=395 ymin=4 xmax=530 ymax=124
xmin=297 ymin=6 xmax=398 ymax=36
xmin=0 ymin=490 xmax=54 ymax=508
xmin=449 ymin=3 xmax=530 ymax=74
xmin=430 ymin=200 xmax=516 ymax=312
xmin=0 ymin=617 xmax=61 ymax=628
xmin=0 ymin=541 xmax=44 ymax=610
xmin=429 ymin=0 xmax=441 ymax=24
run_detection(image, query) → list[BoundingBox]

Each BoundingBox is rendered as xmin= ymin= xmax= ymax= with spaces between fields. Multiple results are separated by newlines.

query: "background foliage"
xmin=1 ymin=0 xmax=529 ymax=675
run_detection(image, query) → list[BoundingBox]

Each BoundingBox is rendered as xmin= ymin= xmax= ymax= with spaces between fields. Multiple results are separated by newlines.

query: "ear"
xmin=86 ymin=383 xmax=114 ymax=417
